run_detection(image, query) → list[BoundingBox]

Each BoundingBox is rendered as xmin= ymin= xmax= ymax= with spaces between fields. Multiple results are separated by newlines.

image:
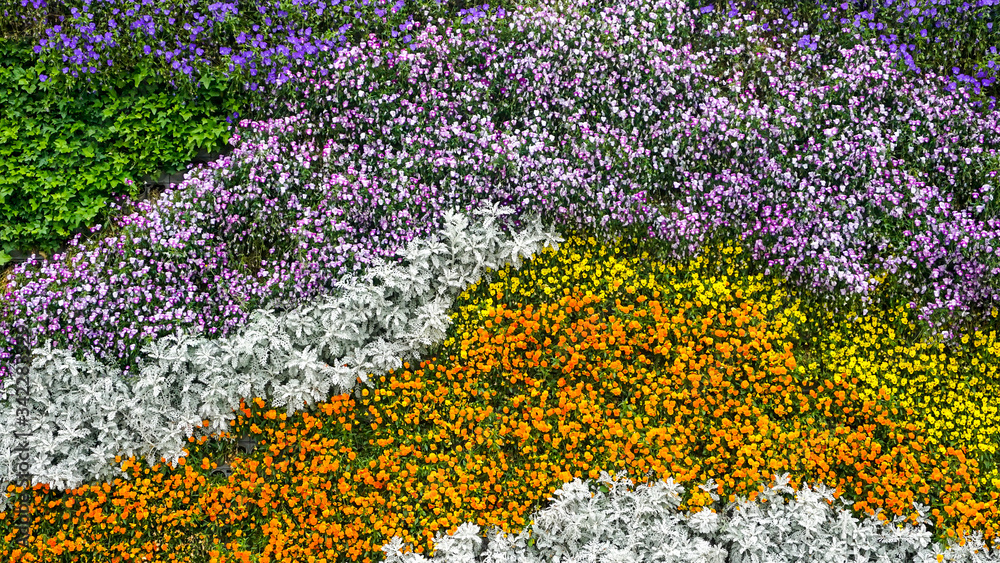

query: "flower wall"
xmin=0 ymin=0 xmax=998 ymax=560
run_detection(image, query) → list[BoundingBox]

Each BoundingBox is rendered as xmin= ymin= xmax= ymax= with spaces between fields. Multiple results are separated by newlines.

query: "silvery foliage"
xmin=382 ymin=472 xmax=1000 ymax=563
xmin=0 ymin=204 xmax=563 ymax=513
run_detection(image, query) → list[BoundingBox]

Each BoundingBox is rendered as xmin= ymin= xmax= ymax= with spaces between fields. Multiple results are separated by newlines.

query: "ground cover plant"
xmin=1 ymin=0 xmax=1000 ymax=560
xmin=4 ymin=0 xmax=429 ymax=88
xmin=1 ymin=0 xmax=997 ymax=266
xmin=793 ymin=288 xmax=1000 ymax=493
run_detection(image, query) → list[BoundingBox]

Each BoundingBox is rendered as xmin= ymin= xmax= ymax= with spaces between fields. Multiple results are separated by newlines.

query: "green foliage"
xmin=0 ymin=38 xmax=243 ymax=264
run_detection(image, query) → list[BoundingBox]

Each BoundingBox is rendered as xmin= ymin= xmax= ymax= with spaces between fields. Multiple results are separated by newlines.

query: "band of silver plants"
xmin=382 ymin=472 xmax=1000 ymax=563
xmin=0 ymin=207 xmax=563 ymax=512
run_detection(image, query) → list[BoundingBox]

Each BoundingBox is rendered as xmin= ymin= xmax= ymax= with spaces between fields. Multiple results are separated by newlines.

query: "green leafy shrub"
xmin=0 ymin=38 xmax=242 ymax=264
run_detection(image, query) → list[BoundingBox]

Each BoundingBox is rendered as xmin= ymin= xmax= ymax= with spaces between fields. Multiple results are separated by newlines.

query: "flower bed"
xmin=2 ymin=230 xmax=998 ymax=560
xmin=0 ymin=0 xmax=999 ymax=560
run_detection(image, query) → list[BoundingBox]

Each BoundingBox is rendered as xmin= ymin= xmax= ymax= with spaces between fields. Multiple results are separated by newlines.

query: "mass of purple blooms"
xmin=3 ymin=0 xmax=505 ymax=96
xmin=698 ymin=0 xmax=999 ymax=111
xmin=0 ymin=0 xmax=998 ymax=390
xmin=5 ymin=0 xmax=997 ymax=107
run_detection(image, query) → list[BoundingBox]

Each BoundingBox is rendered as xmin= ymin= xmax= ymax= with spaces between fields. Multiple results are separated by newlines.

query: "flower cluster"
xmin=796 ymin=293 xmax=1000 ymax=501
xmin=11 ymin=0 xmax=431 ymax=91
xmin=611 ymin=0 xmax=1000 ymax=327
xmin=694 ymin=0 xmax=998 ymax=110
xmin=0 ymin=0 xmax=998 ymax=559
xmin=440 ymin=233 xmax=1000 ymax=545
xmin=0 ymin=5 xmax=656 ymax=387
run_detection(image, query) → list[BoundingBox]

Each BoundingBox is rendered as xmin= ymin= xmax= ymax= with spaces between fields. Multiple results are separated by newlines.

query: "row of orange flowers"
xmin=1 ymin=231 xmax=998 ymax=561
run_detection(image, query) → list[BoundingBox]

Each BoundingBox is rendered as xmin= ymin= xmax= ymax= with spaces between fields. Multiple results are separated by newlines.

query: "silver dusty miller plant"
xmin=0 ymin=204 xmax=563 ymax=510
xmin=382 ymin=472 xmax=1000 ymax=563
